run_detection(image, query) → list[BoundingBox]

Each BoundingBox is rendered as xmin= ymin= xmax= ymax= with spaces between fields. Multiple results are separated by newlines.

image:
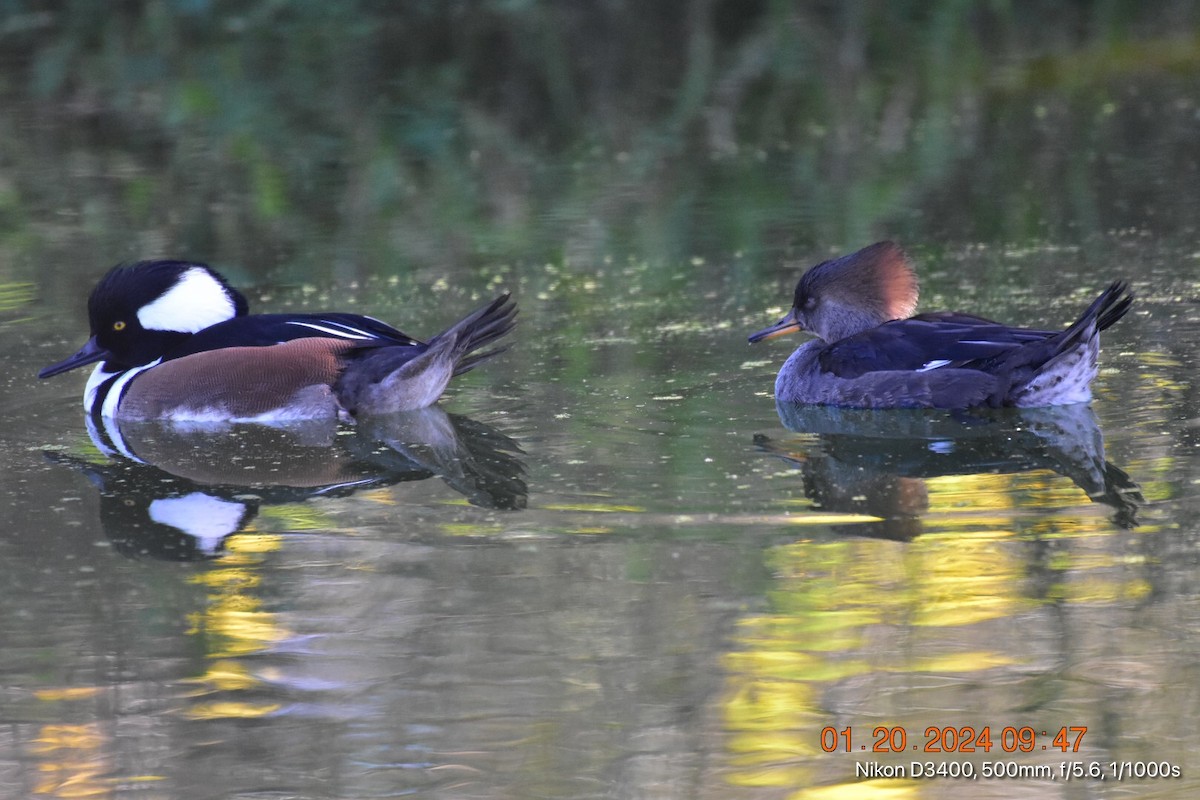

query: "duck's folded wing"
xmin=170 ymin=313 xmax=422 ymax=360
xmin=818 ymin=314 xmax=1055 ymax=379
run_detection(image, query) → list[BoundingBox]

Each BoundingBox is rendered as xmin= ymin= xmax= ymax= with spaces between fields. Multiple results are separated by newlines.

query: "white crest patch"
xmin=137 ymin=267 xmax=237 ymax=333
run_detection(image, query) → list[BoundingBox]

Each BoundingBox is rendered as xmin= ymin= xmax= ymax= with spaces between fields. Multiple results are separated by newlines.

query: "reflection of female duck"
xmin=49 ymin=407 xmax=527 ymax=560
xmin=757 ymin=403 xmax=1142 ymax=537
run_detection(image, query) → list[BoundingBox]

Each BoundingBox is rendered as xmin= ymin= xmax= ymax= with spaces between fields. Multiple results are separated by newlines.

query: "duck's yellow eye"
xmin=113 ymin=320 xmax=126 ymax=331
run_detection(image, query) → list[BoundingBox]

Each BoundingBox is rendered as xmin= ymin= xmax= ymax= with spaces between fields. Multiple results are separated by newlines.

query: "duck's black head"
xmin=40 ymin=260 xmax=249 ymax=377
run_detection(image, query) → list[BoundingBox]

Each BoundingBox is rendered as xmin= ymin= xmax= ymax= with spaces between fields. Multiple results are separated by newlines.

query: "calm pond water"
xmin=2 ymin=4 xmax=1200 ymax=799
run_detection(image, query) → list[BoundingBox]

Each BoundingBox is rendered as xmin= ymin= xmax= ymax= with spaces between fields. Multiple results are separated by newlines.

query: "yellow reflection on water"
xmin=183 ymin=531 xmax=289 ymax=716
xmin=541 ymin=501 xmax=647 ymax=513
xmin=185 ymin=701 xmax=284 ymax=721
xmin=257 ymin=503 xmax=340 ymax=530
xmin=182 ymin=660 xmax=263 ymax=693
xmin=791 ymin=779 xmax=917 ymax=800
xmin=30 ymin=722 xmax=114 ymax=797
xmin=923 ymin=470 xmax=1115 ymax=539
xmin=905 ymin=536 xmax=1024 ymax=628
xmin=440 ymin=521 xmax=506 ymax=536
xmin=33 ymin=687 xmax=101 ymax=702
xmin=722 ymin=540 xmax=906 ymax=789
xmin=30 ymin=696 xmax=171 ymax=795
xmin=0 ymin=281 xmax=35 ymax=313
xmin=920 ymin=472 xmax=1021 ymax=536
xmin=732 ymin=424 xmax=1165 ymax=792
xmin=717 ymin=462 xmax=1140 ymax=793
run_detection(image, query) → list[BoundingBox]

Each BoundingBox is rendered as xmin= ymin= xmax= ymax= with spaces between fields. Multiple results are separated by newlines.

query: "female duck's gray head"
xmin=750 ymin=241 xmax=919 ymax=344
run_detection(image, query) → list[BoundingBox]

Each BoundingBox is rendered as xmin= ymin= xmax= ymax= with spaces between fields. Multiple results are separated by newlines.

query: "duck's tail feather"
xmin=430 ymin=292 xmax=518 ymax=376
xmin=988 ymin=281 xmax=1132 ymax=407
xmin=1095 ymin=280 xmax=1133 ymax=332
xmin=335 ymin=293 xmax=516 ymax=415
xmin=1051 ymin=280 xmax=1133 ymax=357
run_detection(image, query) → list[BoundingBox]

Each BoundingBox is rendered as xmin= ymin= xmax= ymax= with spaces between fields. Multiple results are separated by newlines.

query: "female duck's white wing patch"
xmin=137 ymin=267 xmax=238 ymax=333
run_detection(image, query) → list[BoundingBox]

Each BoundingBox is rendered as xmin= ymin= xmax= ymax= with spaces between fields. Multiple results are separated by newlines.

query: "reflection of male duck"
xmin=756 ymin=403 xmax=1143 ymax=538
xmin=50 ymin=407 xmax=527 ymax=560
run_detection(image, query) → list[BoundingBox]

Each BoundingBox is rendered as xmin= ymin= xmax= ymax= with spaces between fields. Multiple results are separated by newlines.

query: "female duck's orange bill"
xmin=748 ymin=309 xmax=803 ymax=343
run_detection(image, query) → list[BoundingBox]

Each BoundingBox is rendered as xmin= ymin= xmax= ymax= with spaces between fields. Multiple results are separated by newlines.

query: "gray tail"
xmin=984 ymin=281 xmax=1132 ymax=406
xmin=1093 ymin=280 xmax=1133 ymax=332
xmin=334 ymin=293 xmax=516 ymax=414
xmin=1055 ymin=280 xmax=1133 ymax=354
xmin=430 ymin=292 xmax=518 ymax=376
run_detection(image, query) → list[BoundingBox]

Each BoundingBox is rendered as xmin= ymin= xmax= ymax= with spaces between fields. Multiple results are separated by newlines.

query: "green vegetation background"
xmin=1 ymin=0 xmax=1198 ymax=298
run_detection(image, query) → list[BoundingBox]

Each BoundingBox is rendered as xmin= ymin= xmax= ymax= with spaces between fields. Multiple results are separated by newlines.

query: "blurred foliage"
xmin=0 ymin=0 xmax=1198 ymax=296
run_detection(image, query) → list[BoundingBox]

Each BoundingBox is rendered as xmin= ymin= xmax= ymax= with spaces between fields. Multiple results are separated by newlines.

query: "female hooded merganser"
xmin=39 ymin=260 xmax=516 ymax=422
xmin=749 ymin=241 xmax=1132 ymax=409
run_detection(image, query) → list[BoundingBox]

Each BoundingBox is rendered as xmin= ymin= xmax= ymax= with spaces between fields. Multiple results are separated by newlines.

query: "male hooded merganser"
xmin=749 ymin=241 xmax=1132 ymax=409
xmin=39 ymin=260 xmax=516 ymax=422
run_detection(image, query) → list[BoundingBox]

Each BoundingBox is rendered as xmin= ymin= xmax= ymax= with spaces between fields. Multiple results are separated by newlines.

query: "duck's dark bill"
xmin=39 ymin=337 xmax=108 ymax=379
xmin=748 ymin=311 xmax=803 ymax=343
